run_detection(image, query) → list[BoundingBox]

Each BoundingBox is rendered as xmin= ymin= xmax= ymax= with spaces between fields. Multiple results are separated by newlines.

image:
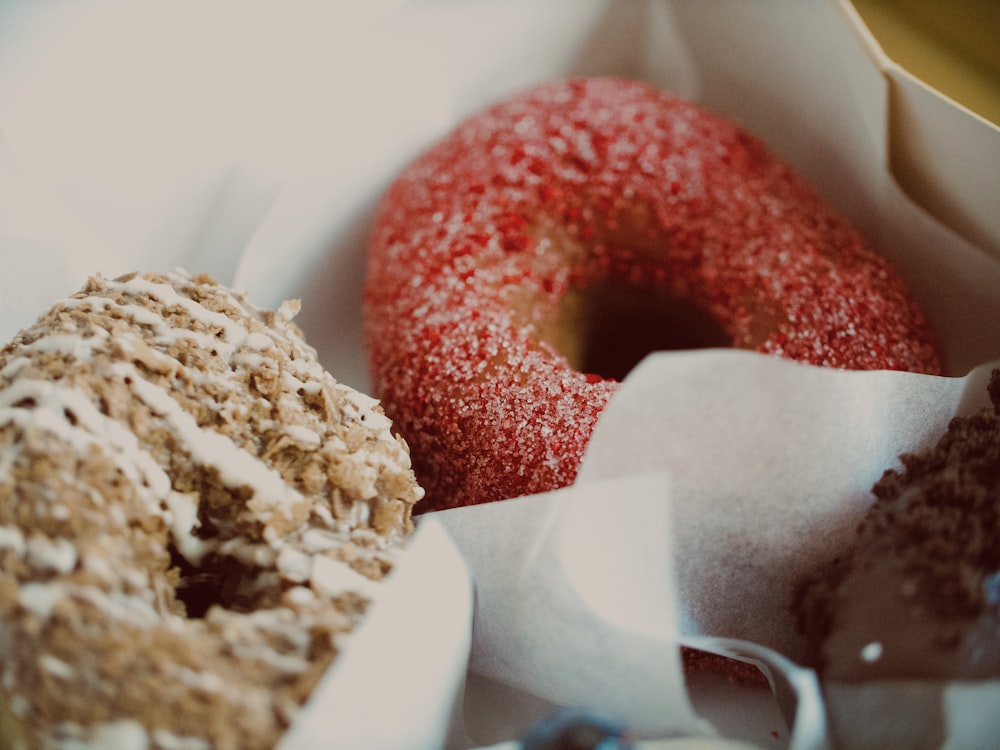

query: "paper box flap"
xmin=839 ymin=0 xmax=1000 ymax=258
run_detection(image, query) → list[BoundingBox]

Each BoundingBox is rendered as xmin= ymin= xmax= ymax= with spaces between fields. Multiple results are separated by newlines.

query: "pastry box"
xmin=0 ymin=1 xmax=998 ymax=748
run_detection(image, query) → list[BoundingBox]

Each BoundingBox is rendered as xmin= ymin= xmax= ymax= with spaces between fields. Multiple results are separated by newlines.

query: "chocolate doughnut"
xmin=793 ymin=368 xmax=1000 ymax=747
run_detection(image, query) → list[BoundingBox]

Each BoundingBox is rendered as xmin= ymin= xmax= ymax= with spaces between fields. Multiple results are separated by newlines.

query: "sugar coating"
xmin=363 ymin=77 xmax=943 ymax=511
xmin=0 ymin=270 xmax=423 ymax=750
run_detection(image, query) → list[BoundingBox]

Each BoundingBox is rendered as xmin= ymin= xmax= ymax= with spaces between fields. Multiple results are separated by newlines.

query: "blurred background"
xmin=851 ymin=0 xmax=1000 ymax=125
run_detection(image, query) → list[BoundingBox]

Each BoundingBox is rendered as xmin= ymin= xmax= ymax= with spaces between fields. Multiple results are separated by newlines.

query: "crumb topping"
xmin=794 ymin=369 xmax=1000 ymax=680
xmin=0 ymin=270 xmax=423 ymax=749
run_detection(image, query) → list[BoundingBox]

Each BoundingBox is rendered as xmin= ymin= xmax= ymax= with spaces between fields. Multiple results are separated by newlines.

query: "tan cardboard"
xmin=841 ymin=0 xmax=1000 ymax=261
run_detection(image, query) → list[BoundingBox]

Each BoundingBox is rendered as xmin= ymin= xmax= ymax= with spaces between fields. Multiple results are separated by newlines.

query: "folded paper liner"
xmin=436 ymin=353 xmax=1000 ymax=749
xmin=4 ymin=1 xmax=1000 ymax=748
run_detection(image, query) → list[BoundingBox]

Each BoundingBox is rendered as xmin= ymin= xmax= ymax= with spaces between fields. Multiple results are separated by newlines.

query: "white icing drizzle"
xmin=0 ymin=330 xmax=107 ymax=381
xmin=18 ymin=582 xmax=64 ymax=619
xmin=150 ymin=730 xmax=211 ymax=750
xmin=241 ymin=332 xmax=273 ymax=352
xmin=8 ymin=694 xmax=29 ymax=719
xmin=57 ymin=295 xmax=163 ymax=330
xmin=39 ymin=654 xmax=76 ymax=680
xmin=284 ymin=586 xmax=315 ymax=607
xmin=18 ymin=580 xmax=162 ymax=628
xmin=0 ymin=525 xmax=26 ymax=556
xmin=0 ymin=270 xmax=420 ymax=749
xmin=81 ymin=553 xmax=115 ymax=584
xmin=216 ymin=538 xmax=277 ymax=568
xmin=244 ymin=610 xmax=311 ymax=656
xmin=26 ymin=534 xmax=77 ymax=574
xmin=229 ymin=645 xmax=310 ymax=675
xmin=48 ymin=720 xmax=150 ymax=750
xmin=0 ymin=439 xmax=20 ymax=483
xmin=1 ymin=283 xmax=337 ymax=569
xmin=170 ymin=665 xmax=225 ymax=694
xmin=0 ymin=378 xmax=172 ymax=503
xmin=55 ymin=292 xmax=243 ymax=366
xmin=311 ymin=555 xmax=382 ymax=600
xmin=103 ymin=276 xmax=246 ymax=349
xmin=162 ymin=491 xmax=204 ymax=563
xmin=113 ymin=360 xmax=304 ymax=523
xmin=284 ymin=424 xmax=322 ymax=450
xmin=276 ymin=546 xmax=311 ymax=583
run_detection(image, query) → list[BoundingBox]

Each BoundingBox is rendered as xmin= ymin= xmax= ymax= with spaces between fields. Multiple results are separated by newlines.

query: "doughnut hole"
xmin=168 ymin=525 xmax=278 ymax=618
xmin=540 ymin=281 xmax=730 ymax=381
xmin=170 ymin=548 xmax=232 ymax=618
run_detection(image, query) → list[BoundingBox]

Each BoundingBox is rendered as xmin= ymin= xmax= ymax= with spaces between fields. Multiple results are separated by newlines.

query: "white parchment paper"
xmin=580 ymin=352 xmax=999 ymax=662
xmin=435 ymin=472 xmax=712 ymax=741
xmin=435 ymin=354 xmax=997 ymax=748
xmin=2 ymin=1 xmax=999 ymax=748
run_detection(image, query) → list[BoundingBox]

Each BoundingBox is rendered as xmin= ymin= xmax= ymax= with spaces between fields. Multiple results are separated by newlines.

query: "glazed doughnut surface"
xmin=363 ymin=77 xmax=942 ymax=511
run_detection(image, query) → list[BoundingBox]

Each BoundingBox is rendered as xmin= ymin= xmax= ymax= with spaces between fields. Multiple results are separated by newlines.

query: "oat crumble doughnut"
xmin=363 ymin=77 xmax=943 ymax=511
xmin=0 ymin=270 xmax=423 ymax=750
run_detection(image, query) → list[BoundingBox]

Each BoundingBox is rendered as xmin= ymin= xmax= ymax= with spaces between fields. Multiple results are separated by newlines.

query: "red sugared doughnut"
xmin=363 ymin=77 xmax=943 ymax=511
